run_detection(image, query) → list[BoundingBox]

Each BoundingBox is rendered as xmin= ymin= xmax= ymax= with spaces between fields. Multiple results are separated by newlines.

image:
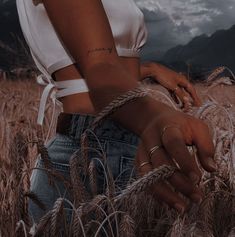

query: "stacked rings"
xmin=138 ymin=161 xmax=151 ymax=170
xmin=149 ymin=145 xmax=162 ymax=160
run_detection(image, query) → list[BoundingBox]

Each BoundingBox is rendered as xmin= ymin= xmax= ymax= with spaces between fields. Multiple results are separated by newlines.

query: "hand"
xmin=85 ymin=62 xmax=215 ymax=214
xmin=140 ymin=62 xmax=202 ymax=110
xmin=87 ymin=65 xmax=215 ymax=213
xmin=135 ymin=107 xmax=216 ymax=213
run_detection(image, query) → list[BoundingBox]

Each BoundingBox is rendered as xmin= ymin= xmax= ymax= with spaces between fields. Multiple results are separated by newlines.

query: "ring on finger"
xmin=172 ymin=86 xmax=180 ymax=94
xmin=149 ymin=145 xmax=163 ymax=160
xmin=183 ymin=96 xmax=190 ymax=101
xmin=138 ymin=161 xmax=152 ymax=170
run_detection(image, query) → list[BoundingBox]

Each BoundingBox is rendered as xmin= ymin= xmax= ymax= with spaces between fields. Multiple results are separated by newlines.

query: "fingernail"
xmin=174 ymin=203 xmax=185 ymax=214
xmin=189 ymin=172 xmax=200 ymax=184
xmin=208 ymin=158 xmax=217 ymax=170
xmin=191 ymin=193 xmax=202 ymax=204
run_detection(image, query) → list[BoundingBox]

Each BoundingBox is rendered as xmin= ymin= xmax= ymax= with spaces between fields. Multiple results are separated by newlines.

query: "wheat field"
xmin=0 ymin=68 xmax=234 ymax=237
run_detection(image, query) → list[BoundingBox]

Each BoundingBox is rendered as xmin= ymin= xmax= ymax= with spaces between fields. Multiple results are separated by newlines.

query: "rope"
xmin=90 ymin=84 xmax=150 ymax=130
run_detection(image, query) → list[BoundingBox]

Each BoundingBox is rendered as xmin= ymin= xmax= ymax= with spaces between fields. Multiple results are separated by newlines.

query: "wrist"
xmin=85 ymin=62 xmax=139 ymax=112
xmin=110 ymin=93 xmax=172 ymax=136
xmin=140 ymin=62 xmax=160 ymax=80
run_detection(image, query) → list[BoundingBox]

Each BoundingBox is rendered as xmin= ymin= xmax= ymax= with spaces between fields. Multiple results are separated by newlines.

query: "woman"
xmin=16 ymin=0 xmax=216 ymax=224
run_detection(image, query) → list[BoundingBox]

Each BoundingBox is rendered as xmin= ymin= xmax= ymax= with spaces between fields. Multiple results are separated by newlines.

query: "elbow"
xmin=79 ymin=55 xmax=121 ymax=77
xmin=82 ymin=57 xmax=121 ymax=77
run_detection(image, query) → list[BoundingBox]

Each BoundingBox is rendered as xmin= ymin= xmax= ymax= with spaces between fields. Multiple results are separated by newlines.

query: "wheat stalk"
xmin=119 ymin=214 xmax=136 ymax=237
xmin=51 ymin=198 xmax=64 ymax=236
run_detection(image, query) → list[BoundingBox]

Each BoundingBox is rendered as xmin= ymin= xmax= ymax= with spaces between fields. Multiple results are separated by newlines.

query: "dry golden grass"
xmin=0 ymin=70 xmax=234 ymax=237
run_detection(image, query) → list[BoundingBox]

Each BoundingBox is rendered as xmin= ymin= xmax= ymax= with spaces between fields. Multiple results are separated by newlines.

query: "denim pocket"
xmin=29 ymin=159 xmax=72 ymax=223
xmin=88 ymin=139 xmax=108 ymax=170
xmin=120 ymin=156 xmax=136 ymax=180
xmin=105 ymin=140 xmax=137 ymax=191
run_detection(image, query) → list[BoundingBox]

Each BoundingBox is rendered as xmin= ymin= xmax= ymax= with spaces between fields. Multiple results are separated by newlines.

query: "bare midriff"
xmin=53 ymin=57 xmax=140 ymax=115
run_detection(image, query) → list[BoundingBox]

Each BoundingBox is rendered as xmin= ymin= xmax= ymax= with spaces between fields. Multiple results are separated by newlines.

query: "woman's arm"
xmin=43 ymin=0 xmax=119 ymax=71
xmin=42 ymin=0 xmax=186 ymax=137
xmin=42 ymin=0 xmax=138 ymax=88
xmin=140 ymin=62 xmax=202 ymax=110
xmin=42 ymin=0 xmax=216 ymax=212
xmin=42 ymin=0 xmax=159 ymax=134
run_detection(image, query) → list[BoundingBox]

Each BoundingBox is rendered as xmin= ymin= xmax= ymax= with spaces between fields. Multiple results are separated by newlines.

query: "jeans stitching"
xmin=52 ymin=141 xmax=79 ymax=147
xmin=38 ymin=159 xmax=70 ymax=172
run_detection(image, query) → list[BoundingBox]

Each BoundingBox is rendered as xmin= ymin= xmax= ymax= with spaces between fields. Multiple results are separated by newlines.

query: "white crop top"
xmin=16 ymin=0 xmax=148 ymax=129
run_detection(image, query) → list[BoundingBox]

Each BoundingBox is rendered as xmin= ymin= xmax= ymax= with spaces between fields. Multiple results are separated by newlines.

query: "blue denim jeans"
xmin=29 ymin=113 xmax=140 ymax=225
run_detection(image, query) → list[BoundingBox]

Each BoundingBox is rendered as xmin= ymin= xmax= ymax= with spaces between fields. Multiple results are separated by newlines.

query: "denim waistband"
xmin=58 ymin=113 xmax=140 ymax=146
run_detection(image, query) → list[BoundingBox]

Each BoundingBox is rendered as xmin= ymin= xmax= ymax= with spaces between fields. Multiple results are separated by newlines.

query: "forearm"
xmin=140 ymin=62 xmax=158 ymax=80
xmin=85 ymin=62 xmax=172 ymax=135
xmin=43 ymin=0 xmax=120 ymax=73
xmin=85 ymin=62 xmax=138 ymax=109
xmin=43 ymin=1 xmax=140 ymax=98
xmin=140 ymin=62 xmax=154 ymax=80
xmin=42 ymin=1 xmax=171 ymax=135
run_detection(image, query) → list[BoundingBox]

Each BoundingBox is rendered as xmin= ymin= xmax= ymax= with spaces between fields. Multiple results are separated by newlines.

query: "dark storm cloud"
xmin=135 ymin=0 xmax=235 ymax=57
xmin=143 ymin=9 xmax=189 ymax=49
xmin=140 ymin=8 xmax=192 ymax=60
xmin=195 ymin=0 xmax=235 ymax=35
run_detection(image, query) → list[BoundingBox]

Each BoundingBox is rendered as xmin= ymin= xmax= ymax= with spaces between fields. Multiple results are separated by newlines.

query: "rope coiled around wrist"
xmin=91 ymin=84 xmax=151 ymax=130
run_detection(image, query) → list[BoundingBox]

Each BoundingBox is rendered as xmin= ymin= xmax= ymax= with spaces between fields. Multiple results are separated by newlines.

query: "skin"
xmin=140 ymin=62 xmax=202 ymax=110
xmin=55 ymin=61 xmax=202 ymax=113
xmin=53 ymin=57 xmax=141 ymax=115
xmin=43 ymin=0 xmax=217 ymax=213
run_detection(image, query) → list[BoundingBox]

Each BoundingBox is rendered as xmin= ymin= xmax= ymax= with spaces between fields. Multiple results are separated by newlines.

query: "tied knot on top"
xmin=36 ymin=74 xmax=89 ymax=142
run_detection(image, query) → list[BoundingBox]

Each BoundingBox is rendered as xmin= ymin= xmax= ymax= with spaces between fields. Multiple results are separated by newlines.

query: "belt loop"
xmin=74 ymin=115 xmax=87 ymax=140
xmin=68 ymin=115 xmax=77 ymax=137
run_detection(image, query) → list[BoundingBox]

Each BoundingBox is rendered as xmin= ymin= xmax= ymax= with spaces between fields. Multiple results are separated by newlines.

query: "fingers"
xmin=169 ymin=90 xmax=180 ymax=104
xmin=171 ymin=86 xmax=192 ymax=111
xmin=135 ymin=142 xmax=152 ymax=176
xmin=149 ymin=147 xmax=203 ymax=203
xmin=191 ymin=121 xmax=217 ymax=172
xmin=150 ymin=181 xmax=188 ymax=213
xmin=139 ymin=129 xmax=203 ymax=206
xmin=177 ymin=77 xmax=202 ymax=106
xmin=135 ymin=142 xmax=188 ymax=212
xmin=136 ymin=117 xmax=215 ymax=213
xmin=160 ymin=126 xmax=202 ymax=182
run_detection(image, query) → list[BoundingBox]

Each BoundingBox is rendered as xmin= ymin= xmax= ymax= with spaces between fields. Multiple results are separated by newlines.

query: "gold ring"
xmin=161 ymin=125 xmax=181 ymax=141
xmin=173 ymin=86 xmax=180 ymax=94
xmin=138 ymin=161 xmax=151 ymax=170
xmin=149 ymin=145 xmax=162 ymax=160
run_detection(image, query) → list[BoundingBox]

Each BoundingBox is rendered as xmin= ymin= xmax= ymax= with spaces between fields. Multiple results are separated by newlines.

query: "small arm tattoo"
xmin=87 ymin=47 xmax=113 ymax=55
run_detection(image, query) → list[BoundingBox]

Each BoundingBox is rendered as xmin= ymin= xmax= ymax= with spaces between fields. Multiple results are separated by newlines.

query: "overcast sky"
xmin=135 ymin=0 xmax=235 ymax=57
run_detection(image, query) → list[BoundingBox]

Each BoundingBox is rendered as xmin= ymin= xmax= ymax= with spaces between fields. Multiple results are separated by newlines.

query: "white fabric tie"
xmin=37 ymin=74 xmax=89 ymax=126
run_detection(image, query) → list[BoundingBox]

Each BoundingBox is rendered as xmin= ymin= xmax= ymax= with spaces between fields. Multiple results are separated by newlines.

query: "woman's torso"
xmin=16 ymin=0 xmax=147 ymax=115
xmin=54 ymin=58 xmax=140 ymax=115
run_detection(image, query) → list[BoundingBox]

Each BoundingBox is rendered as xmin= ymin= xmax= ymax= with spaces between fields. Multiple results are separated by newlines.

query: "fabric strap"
xmin=37 ymin=74 xmax=89 ymax=126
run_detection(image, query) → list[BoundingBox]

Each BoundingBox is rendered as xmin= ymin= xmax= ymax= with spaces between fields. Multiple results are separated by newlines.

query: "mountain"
xmin=0 ymin=0 xmax=22 ymax=44
xmin=1 ymin=0 xmax=235 ymax=79
xmin=161 ymin=25 xmax=235 ymax=73
xmin=0 ymin=0 xmax=34 ymax=71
